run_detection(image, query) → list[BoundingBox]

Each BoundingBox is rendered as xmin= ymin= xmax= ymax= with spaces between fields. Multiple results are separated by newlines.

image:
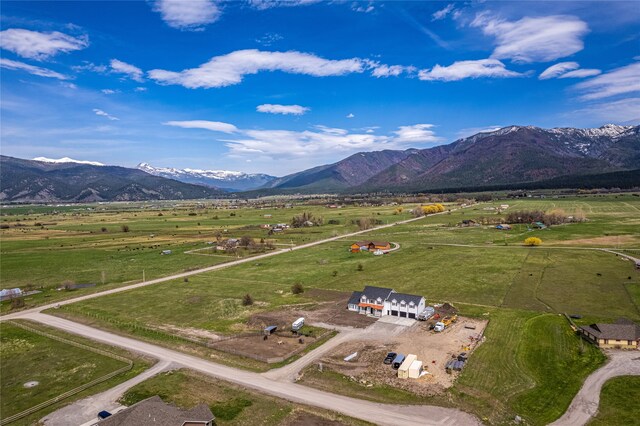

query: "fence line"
xmin=1 ymin=321 xmax=133 ymax=426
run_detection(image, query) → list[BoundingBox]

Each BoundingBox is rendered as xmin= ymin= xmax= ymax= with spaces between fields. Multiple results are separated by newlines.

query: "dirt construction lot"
xmin=315 ymin=317 xmax=487 ymax=395
xmin=211 ymin=331 xmax=324 ymax=360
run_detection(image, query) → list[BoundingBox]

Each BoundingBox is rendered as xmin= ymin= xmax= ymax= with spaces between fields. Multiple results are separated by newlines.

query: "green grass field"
xmin=0 ymin=321 xmax=151 ymax=425
xmin=4 ymin=194 xmax=640 ymax=425
xmin=589 ymin=376 xmax=640 ymax=426
xmin=119 ymin=369 xmax=369 ymax=426
xmin=0 ymin=201 xmax=417 ymax=312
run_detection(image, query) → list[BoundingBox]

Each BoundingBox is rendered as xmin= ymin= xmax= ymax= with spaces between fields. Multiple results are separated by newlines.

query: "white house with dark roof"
xmin=348 ymin=285 xmax=426 ymax=319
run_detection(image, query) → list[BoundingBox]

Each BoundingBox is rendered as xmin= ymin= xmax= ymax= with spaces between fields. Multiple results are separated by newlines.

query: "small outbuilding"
xmin=264 ymin=325 xmax=277 ymax=335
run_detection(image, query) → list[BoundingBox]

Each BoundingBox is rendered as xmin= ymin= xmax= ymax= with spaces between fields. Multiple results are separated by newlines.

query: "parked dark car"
xmin=98 ymin=410 xmax=112 ymax=419
xmin=392 ymin=354 xmax=405 ymax=369
xmin=383 ymin=352 xmax=397 ymax=364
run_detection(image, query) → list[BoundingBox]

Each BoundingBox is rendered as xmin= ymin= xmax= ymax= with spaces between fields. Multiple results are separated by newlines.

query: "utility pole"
xmin=143 ymin=269 xmax=145 ymax=282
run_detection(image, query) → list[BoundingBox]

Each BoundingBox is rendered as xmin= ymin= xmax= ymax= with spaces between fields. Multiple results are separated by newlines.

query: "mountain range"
xmin=3 ymin=124 xmax=638 ymax=202
xmin=0 ymin=156 xmax=224 ymax=203
xmin=136 ymin=163 xmax=275 ymax=192
xmin=259 ymin=124 xmax=640 ymax=193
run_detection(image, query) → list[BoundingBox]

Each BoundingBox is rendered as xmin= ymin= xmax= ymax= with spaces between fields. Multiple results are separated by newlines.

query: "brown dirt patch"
xmin=313 ymin=317 xmax=487 ymax=396
xmin=248 ymin=290 xmax=377 ymax=329
xmin=210 ymin=330 xmax=326 ymax=361
xmin=554 ymin=235 xmax=638 ymax=246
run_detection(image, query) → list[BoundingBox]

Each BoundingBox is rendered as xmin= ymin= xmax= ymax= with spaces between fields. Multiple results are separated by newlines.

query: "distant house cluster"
xmin=350 ymin=241 xmax=391 ymax=253
xmin=260 ymin=223 xmax=290 ymax=233
xmin=348 ymin=286 xmax=426 ymax=319
xmin=579 ymin=318 xmax=640 ymax=349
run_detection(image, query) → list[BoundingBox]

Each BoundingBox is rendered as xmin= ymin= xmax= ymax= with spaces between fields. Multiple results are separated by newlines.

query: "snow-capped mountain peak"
xmin=136 ymin=163 xmax=276 ymax=192
xmin=33 ymin=157 xmax=105 ymax=166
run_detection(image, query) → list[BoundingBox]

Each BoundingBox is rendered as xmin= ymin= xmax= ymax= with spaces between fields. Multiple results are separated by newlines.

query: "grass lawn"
xmin=119 ymin=369 xmax=370 ymax=426
xmin=589 ymin=376 xmax=640 ymax=426
xmin=0 ymin=320 xmax=152 ymax=425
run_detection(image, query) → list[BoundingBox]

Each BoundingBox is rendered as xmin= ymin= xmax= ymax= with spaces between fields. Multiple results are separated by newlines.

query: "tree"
xmin=291 ymin=283 xmax=304 ymax=294
xmin=239 ymin=235 xmax=253 ymax=248
xmin=357 ymin=263 xmax=364 ymax=271
xmin=242 ymin=293 xmax=254 ymax=306
xmin=524 ymin=237 xmax=542 ymax=246
xmin=121 ymin=224 xmax=130 ymax=232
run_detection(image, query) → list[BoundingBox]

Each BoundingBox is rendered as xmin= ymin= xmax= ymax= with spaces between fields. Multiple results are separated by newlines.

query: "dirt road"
xmin=16 ymin=312 xmax=480 ymax=426
xmin=549 ymin=350 xmax=640 ymax=426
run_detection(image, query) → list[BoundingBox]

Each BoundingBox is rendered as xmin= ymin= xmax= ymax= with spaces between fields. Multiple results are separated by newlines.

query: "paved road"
xmin=549 ymin=350 xmax=640 ymax=426
xmin=17 ymin=312 xmax=480 ymax=426
xmin=2 ymin=207 xmax=459 ymax=322
xmin=42 ymin=360 xmax=176 ymax=426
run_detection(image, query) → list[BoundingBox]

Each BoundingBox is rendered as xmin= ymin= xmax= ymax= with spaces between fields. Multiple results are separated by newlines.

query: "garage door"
xmin=400 ymin=311 xmax=407 ymax=318
xmin=408 ymin=313 xmax=416 ymax=319
xmin=391 ymin=310 xmax=398 ymax=317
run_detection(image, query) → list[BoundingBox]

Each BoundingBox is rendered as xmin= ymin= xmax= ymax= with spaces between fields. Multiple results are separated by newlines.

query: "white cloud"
xmin=72 ymin=62 xmax=108 ymax=73
xmin=256 ymin=104 xmax=310 ymax=115
xmin=101 ymin=89 xmax=119 ymax=95
xmin=571 ymin=97 xmax=640 ymax=123
xmin=371 ymin=64 xmax=415 ymax=78
xmin=560 ymin=69 xmax=601 ymax=79
xmin=255 ymin=32 xmax=283 ymax=47
xmin=346 ymin=113 xmax=355 ymax=118
xmin=152 ymin=0 xmax=220 ymax=30
xmin=148 ymin=49 xmax=366 ymax=89
xmin=134 ymin=87 xmax=148 ymax=92
xmin=574 ymin=62 xmax=640 ymax=100
xmin=539 ymin=62 xmax=579 ymax=80
xmin=0 ymin=58 xmax=69 ymax=79
xmin=472 ymin=14 xmax=589 ymax=63
xmin=0 ymin=28 xmax=88 ymax=60
xmin=393 ymin=124 xmax=442 ymax=144
xmin=166 ymin=121 xmax=443 ymax=161
xmin=248 ymin=0 xmax=321 ymax=10
xmin=352 ymin=2 xmax=375 ymax=13
xmin=163 ymin=120 xmax=238 ymax=133
xmin=539 ymin=62 xmax=601 ymax=80
xmin=110 ymin=59 xmax=144 ymax=82
xmin=432 ymin=4 xmax=455 ymax=21
xmin=418 ymin=59 xmax=522 ymax=81
xmin=93 ymin=109 xmax=119 ymax=121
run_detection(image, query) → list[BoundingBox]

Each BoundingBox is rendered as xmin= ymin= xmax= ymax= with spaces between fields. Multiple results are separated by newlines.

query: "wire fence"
xmin=0 ymin=321 xmax=133 ymax=426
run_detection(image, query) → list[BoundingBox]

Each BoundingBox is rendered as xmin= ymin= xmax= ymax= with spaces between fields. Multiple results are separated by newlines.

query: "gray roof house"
xmin=98 ymin=395 xmax=214 ymax=426
xmin=579 ymin=318 xmax=640 ymax=349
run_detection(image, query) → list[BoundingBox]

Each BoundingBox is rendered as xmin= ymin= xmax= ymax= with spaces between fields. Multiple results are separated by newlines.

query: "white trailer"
xmin=408 ymin=360 xmax=423 ymax=378
xmin=398 ymin=354 xmax=417 ymax=379
xmin=292 ymin=317 xmax=305 ymax=331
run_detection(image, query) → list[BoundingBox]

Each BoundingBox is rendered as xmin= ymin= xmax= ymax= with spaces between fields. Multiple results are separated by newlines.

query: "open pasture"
xmin=0 ymin=320 xmax=150 ymax=426
xmin=1 ymin=200 xmax=416 ymax=312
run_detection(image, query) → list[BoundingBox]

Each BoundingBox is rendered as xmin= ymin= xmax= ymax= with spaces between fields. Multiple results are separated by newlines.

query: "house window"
xmin=361 ymin=296 xmax=366 ymax=302
xmin=400 ymin=301 xmax=406 ymax=306
xmin=392 ymin=300 xmax=397 ymax=306
xmin=377 ymin=297 xmax=382 ymax=303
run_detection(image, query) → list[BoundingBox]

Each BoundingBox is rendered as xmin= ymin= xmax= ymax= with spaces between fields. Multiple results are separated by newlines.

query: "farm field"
xmin=589 ymin=376 xmax=640 ymax=426
xmin=119 ymin=369 xmax=370 ymax=426
xmin=5 ymin=194 xmax=640 ymax=425
xmin=0 ymin=200 xmax=417 ymax=312
xmin=0 ymin=320 xmax=151 ymax=426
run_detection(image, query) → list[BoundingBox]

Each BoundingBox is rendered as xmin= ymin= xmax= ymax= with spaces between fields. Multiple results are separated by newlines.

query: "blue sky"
xmin=1 ymin=1 xmax=639 ymax=175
